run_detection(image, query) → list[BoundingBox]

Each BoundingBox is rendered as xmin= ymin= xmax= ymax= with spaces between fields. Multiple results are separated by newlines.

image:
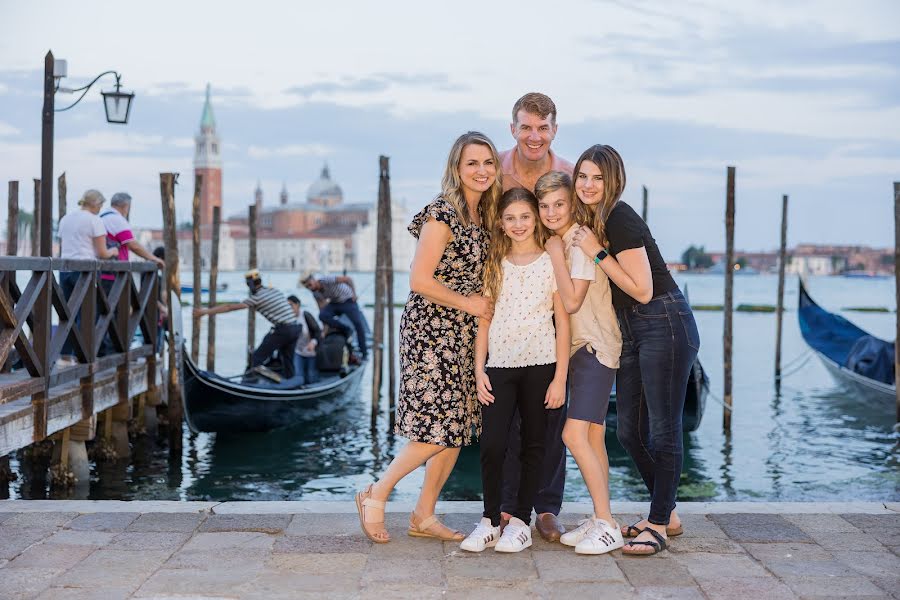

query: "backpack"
xmin=316 ymin=331 xmax=349 ymax=372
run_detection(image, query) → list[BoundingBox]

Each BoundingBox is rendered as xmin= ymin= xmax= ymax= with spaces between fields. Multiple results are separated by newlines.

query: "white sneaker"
xmin=495 ymin=517 xmax=532 ymax=553
xmin=575 ymin=518 xmax=624 ymax=555
xmin=460 ymin=517 xmax=501 ymax=552
xmin=560 ymin=518 xmax=595 ymax=547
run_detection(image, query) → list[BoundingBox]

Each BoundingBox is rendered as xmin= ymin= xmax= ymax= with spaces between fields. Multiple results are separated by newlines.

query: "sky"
xmin=0 ymin=0 xmax=898 ymax=260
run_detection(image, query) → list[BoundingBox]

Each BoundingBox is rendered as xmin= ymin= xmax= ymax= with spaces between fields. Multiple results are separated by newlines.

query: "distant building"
xmin=698 ymin=244 xmax=892 ymax=276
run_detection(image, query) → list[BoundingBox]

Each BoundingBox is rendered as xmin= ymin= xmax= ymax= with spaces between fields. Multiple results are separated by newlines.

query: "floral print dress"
xmin=396 ymin=197 xmax=489 ymax=447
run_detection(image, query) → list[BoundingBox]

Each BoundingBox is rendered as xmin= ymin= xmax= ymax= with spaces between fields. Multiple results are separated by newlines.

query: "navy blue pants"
xmin=615 ymin=289 xmax=699 ymax=526
xmin=319 ymin=300 xmax=367 ymax=357
xmin=59 ymin=271 xmax=81 ymax=358
xmin=292 ymin=354 xmax=319 ymax=385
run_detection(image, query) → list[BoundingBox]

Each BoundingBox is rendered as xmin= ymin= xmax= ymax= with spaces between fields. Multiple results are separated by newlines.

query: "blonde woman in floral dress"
xmin=356 ymin=131 xmax=503 ymax=543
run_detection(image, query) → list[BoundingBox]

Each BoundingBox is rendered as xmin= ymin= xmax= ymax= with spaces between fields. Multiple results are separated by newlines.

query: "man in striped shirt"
xmin=193 ymin=270 xmax=301 ymax=377
xmin=301 ymin=273 xmax=368 ymax=359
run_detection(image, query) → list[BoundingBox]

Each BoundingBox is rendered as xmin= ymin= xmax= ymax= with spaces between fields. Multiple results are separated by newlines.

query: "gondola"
xmin=183 ymin=350 xmax=366 ymax=433
xmin=798 ymin=277 xmax=895 ymax=403
xmin=606 ymin=357 xmax=709 ymax=432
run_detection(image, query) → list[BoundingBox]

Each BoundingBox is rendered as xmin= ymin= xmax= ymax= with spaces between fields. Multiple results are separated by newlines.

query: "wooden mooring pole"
xmin=247 ymin=204 xmax=258 ymax=366
xmin=160 ymin=173 xmax=183 ymax=453
xmin=57 ymin=172 xmax=66 ymax=220
xmin=723 ymin=166 xmax=735 ymax=431
xmin=380 ymin=156 xmax=396 ymax=431
xmin=642 ymin=185 xmax=648 ymax=223
xmin=207 ymin=205 xmax=221 ymax=372
xmin=894 ymin=181 xmax=900 ymax=424
xmin=7 ymin=181 xmax=18 ymax=256
xmin=371 ymin=158 xmax=387 ymax=428
xmin=32 ymin=179 xmax=40 ymax=257
xmin=774 ymin=194 xmax=788 ymax=392
xmin=191 ymin=174 xmax=202 ymax=364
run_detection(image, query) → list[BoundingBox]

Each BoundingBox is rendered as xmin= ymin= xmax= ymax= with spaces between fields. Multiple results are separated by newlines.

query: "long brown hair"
xmin=440 ymin=131 xmax=503 ymax=229
xmin=572 ymin=145 xmax=626 ymax=247
xmin=482 ymin=188 xmax=548 ymax=300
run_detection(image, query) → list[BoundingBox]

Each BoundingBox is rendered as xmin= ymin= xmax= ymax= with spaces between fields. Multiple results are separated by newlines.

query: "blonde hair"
xmin=439 ymin=131 xmax=503 ymax=229
xmin=78 ymin=189 xmax=106 ymax=209
xmin=534 ymin=170 xmax=591 ymax=229
xmin=572 ymin=145 xmax=626 ymax=247
xmin=482 ymin=188 xmax=548 ymax=300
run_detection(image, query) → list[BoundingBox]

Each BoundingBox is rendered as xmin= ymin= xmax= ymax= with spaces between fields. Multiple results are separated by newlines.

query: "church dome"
xmin=307 ymin=164 xmax=343 ymax=204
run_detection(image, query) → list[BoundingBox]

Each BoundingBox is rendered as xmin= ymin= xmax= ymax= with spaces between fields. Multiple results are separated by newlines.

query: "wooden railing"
xmin=0 ymin=257 xmax=160 ymax=441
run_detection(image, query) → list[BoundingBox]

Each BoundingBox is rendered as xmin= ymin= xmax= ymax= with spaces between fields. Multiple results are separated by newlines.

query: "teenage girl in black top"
xmin=571 ymin=144 xmax=700 ymax=556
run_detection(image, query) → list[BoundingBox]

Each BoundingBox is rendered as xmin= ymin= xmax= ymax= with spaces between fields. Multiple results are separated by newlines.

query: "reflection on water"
xmin=7 ymin=273 xmax=900 ymax=501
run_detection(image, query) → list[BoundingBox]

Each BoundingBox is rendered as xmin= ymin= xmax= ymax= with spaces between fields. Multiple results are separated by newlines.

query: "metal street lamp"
xmin=39 ymin=50 xmax=136 ymax=256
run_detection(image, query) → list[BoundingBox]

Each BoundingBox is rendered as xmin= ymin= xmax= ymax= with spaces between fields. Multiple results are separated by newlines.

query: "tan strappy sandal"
xmin=355 ymin=484 xmax=389 ymax=544
xmin=407 ymin=513 xmax=465 ymax=541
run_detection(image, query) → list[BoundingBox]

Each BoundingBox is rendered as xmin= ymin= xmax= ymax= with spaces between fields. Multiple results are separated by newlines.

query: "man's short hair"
xmin=286 ymin=294 xmax=300 ymax=305
xmin=512 ymin=92 xmax=557 ymax=124
xmin=110 ymin=192 xmax=132 ymax=207
xmin=300 ymin=272 xmax=317 ymax=285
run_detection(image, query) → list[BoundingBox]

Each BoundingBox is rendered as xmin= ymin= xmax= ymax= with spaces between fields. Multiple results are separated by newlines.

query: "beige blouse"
xmin=487 ymin=252 xmax=558 ymax=368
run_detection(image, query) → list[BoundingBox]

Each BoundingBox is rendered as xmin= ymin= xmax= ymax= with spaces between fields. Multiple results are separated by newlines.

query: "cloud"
xmin=246 ymin=143 xmax=334 ymax=159
xmin=0 ymin=121 xmax=20 ymax=136
xmin=286 ymin=72 xmax=466 ymax=99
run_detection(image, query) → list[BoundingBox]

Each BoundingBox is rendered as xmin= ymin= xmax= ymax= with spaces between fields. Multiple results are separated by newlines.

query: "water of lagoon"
xmin=7 ymin=272 xmax=900 ymax=502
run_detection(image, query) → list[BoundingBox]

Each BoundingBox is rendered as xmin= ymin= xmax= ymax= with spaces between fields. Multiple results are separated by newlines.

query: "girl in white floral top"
xmin=460 ymin=188 xmax=571 ymax=554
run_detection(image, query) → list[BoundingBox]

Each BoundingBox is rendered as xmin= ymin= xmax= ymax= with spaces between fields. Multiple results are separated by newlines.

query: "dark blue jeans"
xmin=319 ymin=300 xmax=368 ymax=356
xmin=292 ymin=354 xmax=319 ymax=385
xmin=615 ymin=289 xmax=699 ymax=526
xmin=59 ymin=271 xmax=81 ymax=358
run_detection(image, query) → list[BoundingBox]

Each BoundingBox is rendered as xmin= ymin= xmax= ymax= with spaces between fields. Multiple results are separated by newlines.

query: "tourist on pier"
xmin=286 ymin=295 xmax=321 ymax=385
xmin=355 ymin=131 xmax=500 ymax=544
xmin=537 ymin=171 xmax=624 ymax=555
xmin=300 ymin=273 xmax=368 ymax=360
xmin=497 ymin=92 xmax=574 ymax=543
xmin=193 ymin=270 xmax=301 ymax=378
xmin=571 ymin=145 xmax=700 ymax=556
xmin=57 ymin=190 xmax=119 ymax=362
xmin=460 ymin=187 xmax=569 ymax=554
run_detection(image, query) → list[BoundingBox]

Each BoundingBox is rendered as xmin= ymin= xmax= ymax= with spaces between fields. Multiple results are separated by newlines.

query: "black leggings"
xmin=480 ymin=363 xmax=555 ymax=525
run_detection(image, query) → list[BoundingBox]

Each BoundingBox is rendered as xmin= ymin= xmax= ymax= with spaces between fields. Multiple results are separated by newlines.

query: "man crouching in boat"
xmin=193 ymin=270 xmax=301 ymax=377
xmin=300 ymin=272 xmax=368 ymax=360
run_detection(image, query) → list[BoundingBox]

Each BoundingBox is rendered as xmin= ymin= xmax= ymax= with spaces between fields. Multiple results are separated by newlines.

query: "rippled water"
xmin=8 ymin=272 xmax=900 ymax=501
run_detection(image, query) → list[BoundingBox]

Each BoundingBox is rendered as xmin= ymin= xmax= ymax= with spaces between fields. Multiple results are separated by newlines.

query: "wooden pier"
xmin=0 ymin=257 xmax=166 ymax=466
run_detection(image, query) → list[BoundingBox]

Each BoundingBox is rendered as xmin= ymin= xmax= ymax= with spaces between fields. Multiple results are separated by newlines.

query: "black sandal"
xmin=622 ymin=527 xmax=667 ymax=556
xmin=622 ymin=523 xmax=644 ymax=538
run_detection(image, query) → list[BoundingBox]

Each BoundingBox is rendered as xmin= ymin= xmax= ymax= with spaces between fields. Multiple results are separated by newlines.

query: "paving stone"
xmin=368 ymin=532 xmax=447 ymax=559
xmin=864 ymin=527 xmax=900 ymax=546
xmin=784 ymin=513 xmax=862 ymax=534
xmin=809 ymin=531 xmax=890 ymax=553
xmin=8 ymin=543 xmax=94 ymax=570
xmin=106 ymin=531 xmax=191 ymax=551
xmin=126 ymin=511 xmax=206 ymax=532
xmin=0 ymin=567 xmax=66 ymax=600
xmin=199 ymin=513 xmax=290 ymax=533
xmin=533 ymin=551 xmax=627 ymax=583
xmin=444 ymin=580 xmax=550 ymax=600
xmin=444 ymin=550 xmax=538 ymax=583
xmin=363 ymin=557 xmax=444 ymax=586
xmin=420 ymin=511 xmax=477 ymax=536
xmin=166 ymin=547 xmax=272 ymax=571
xmin=841 ymin=514 xmax=900 ymax=531
xmin=833 ymin=550 xmax=900 ymax=579
xmin=676 ymin=514 xmax=730 ymax=538
xmin=53 ymin=549 xmax=170 ymax=589
xmin=34 ymin=587 xmax=133 ymax=600
xmin=181 ymin=531 xmax=275 ymax=552
xmin=0 ymin=526 xmax=55 ymax=560
xmin=695 ymin=575 xmax=797 ymax=600
xmin=236 ymin=570 xmax=361 ymax=598
xmin=43 ymin=530 xmax=116 ymax=547
xmin=743 ymin=541 xmax=835 ymax=562
xmin=546 ymin=582 xmax=638 ymax=600
xmin=709 ymin=513 xmax=812 ymax=543
xmin=785 ymin=575 xmax=887 ymax=598
xmin=65 ymin=513 xmax=138 ymax=532
xmin=273 ymin=534 xmax=371 ymax=554
xmin=134 ymin=567 xmax=261 ymax=597
xmin=668 ymin=535 xmax=745 ymax=554
xmin=673 ymin=552 xmax=768 ymax=578
xmin=360 ymin=583 xmax=446 ymax=600
xmin=287 ymin=512 xmax=363 ymax=536
xmin=267 ymin=552 xmax=368 ymax=575
xmin=0 ymin=512 xmax=16 ymax=525
xmin=1 ymin=513 xmax=78 ymax=529
xmin=637 ymin=586 xmax=706 ymax=599
xmin=616 ymin=555 xmax=697 ymax=587
xmin=764 ymin=558 xmax=859 ymax=578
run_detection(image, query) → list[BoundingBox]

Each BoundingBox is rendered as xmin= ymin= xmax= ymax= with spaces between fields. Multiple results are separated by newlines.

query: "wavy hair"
xmin=534 ymin=170 xmax=591 ymax=230
xmin=572 ymin=145 xmax=626 ymax=248
xmin=482 ymin=188 xmax=547 ymax=300
xmin=439 ymin=131 xmax=503 ymax=229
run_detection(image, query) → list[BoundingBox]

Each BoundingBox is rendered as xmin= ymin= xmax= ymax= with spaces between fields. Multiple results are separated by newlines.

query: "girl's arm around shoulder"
xmin=545 ymin=292 xmax=570 ymax=409
xmin=474 ymin=317 xmax=494 ymax=405
xmin=574 ymin=226 xmax=653 ymax=304
xmin=546 ymin=236 xmax=590 ymax=314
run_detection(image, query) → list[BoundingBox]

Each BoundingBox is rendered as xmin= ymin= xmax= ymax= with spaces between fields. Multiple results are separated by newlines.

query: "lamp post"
xmin=38 ymin=50 xmax=135 ymax=256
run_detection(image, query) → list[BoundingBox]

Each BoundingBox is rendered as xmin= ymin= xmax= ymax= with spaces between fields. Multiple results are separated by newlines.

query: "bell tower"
xmin=194 ymin=84 xmax=222 ymax=226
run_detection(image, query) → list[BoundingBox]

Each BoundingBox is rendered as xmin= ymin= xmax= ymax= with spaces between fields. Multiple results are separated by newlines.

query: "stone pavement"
xmin=0 ymin=501 xmax=898 ymax=599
